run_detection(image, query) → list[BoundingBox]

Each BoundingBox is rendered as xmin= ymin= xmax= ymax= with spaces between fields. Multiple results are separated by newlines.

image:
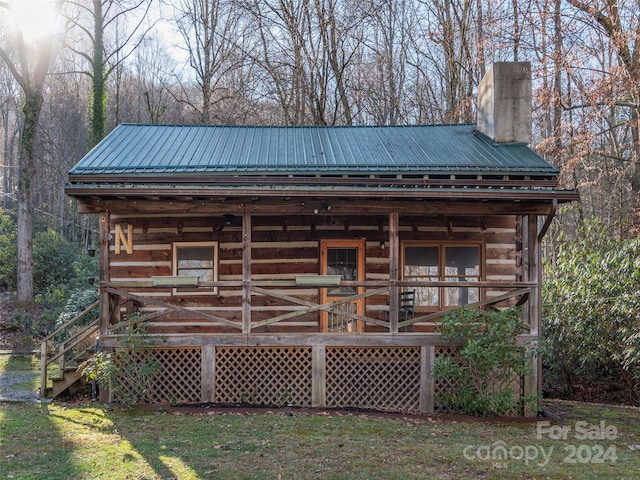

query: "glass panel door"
xmin=320 ymin=239 xmax=365 ymax=332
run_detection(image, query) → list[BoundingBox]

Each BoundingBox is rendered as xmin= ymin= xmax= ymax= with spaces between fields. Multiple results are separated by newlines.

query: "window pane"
xmin=176 ymin=246 xmax=214 ymax=282
xmin=178 ymin=268 xmax=214 ymax=282
xmin=404 ymin=246 xmax=439 ymax=274
xmin=177 ymin=246 xmax=213 ymax=265
xmin=327 ymin=247 xmax=358 ymax=295
xmin=444 ymin=246 xmax=479 ymax=278
xmin=404 ymin=246 xmax=439 ymax=306
xmin=444 ymin=246 xmax=480 ymax=306
xmin=444 ymin=286 xmax=480 ymax=306
xmin=415 ymin=283 xmax=439 ymax=307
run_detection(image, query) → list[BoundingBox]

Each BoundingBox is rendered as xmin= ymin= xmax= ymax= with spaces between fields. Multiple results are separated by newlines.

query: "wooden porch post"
xmin=527 ymin=214 xmax=540 ymax=337
xmin=312 ymin=345 xmax=326 ymax=407
xmin=99 ymin=212 xmax=110 ymax=335
xmin=98 ymin=212 xmax=111 ymax=403
xmin=523 ymin=214 xmax=540 ymax=416
xmin=201 ymin=345 xmax=216 ymax=402
xmin=419 ymin=345 xmax=435 ymax=413
xmin=242 ymin=209 xmax=252 ymax=334
xmin=388 ymin=211 xmax=400 ymax=333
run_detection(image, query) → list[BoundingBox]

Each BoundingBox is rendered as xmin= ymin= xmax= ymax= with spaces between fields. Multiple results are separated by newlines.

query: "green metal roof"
xmin=68 ymin=124 xmax=559 ymax=178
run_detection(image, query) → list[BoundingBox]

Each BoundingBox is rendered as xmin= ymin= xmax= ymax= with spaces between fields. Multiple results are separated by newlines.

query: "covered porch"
xmin=77 ymin=199 xmax=552 ymax=415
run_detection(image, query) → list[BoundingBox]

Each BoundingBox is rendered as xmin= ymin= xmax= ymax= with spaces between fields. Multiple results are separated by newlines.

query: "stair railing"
xmin=40 ymin=300 xmax=100 ymax=397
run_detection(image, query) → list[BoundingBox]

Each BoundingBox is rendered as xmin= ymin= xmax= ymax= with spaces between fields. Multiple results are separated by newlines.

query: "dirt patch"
xmin=98 ymin=401 xmax=541 ymax=425
xmin=68 ymin=398 xmax=635 ymax=427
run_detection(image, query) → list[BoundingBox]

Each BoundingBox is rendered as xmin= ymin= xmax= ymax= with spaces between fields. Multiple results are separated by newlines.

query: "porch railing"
xmin=98 ymin=280 xmax=535 ymax=334
xmin=93 ymin=280 xmax=538 ymax=415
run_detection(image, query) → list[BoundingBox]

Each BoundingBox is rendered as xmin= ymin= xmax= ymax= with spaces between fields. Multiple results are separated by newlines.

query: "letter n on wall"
xmin=115 ymin=224 xmax=134 ymax=254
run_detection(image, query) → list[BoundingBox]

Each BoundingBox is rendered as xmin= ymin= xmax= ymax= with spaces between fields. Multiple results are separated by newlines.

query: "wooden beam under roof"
xmin=70 ymin=195 xmax=569 ymax=216
xmin=66 ymin=185 xmax=578 ymax=202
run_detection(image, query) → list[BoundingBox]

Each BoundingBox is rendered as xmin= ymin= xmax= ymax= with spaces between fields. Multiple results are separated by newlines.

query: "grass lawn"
xmin=1 ymin=354 xmax=639 ymax=479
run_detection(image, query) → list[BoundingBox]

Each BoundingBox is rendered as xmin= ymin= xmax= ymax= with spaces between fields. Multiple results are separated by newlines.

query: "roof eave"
xmin=67 ymin=173 xmax=561 ymax=190
xmin=65 ymin=183 xmax=579 ymax=203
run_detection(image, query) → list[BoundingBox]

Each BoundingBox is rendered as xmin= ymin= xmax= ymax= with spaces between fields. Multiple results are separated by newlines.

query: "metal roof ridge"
xmin=116 ymin=123 xmax=478 ymax=129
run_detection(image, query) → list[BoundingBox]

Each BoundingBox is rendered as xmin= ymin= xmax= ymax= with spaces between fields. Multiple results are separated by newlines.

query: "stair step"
xmin=50 ymin=369 xmax=87 ymax=397
xmin=42 ymin=311 xmax=99 ymax=399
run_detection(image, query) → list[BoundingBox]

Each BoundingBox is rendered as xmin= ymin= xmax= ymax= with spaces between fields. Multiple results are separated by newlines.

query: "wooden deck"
xmin=82 ymin=280 xmax=538 ymax=415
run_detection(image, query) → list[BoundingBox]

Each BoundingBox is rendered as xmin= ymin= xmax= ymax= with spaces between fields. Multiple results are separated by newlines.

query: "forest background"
xmin=0 ymin=0 xmax=639 ymax=405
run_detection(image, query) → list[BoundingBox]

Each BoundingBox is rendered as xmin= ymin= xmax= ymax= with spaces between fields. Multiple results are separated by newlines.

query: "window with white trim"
xmin=402 ymin=243 xmax=481 ymax=309
xmin=172 ymin=241 xmax=218 ymax=295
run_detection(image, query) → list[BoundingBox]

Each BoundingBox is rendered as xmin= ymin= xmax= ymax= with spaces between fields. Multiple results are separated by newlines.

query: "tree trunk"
xmin=16 ymin=88 xmax=44 ymax=307
xmin=89 ymin=0 xmax=106 ymax=149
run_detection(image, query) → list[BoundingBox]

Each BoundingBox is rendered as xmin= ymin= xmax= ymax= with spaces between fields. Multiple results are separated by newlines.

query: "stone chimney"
xmin=476 ymin=62 xmax=532 ymax=144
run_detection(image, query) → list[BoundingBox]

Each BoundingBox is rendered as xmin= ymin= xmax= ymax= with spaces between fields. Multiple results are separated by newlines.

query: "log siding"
xmin=105 ymin=214 xmax=518 ymax=334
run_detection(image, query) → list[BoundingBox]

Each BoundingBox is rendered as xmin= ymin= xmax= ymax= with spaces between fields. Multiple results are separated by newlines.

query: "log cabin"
xmin=62 ymin=62 xmax=577 ymax=414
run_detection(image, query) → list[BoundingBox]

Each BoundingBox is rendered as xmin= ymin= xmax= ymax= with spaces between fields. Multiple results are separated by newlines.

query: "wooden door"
xmin=320 ymin=239 xmax=365 ymax=332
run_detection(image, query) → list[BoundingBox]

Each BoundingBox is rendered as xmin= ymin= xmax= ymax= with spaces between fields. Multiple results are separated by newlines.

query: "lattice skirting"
xmin=111 ymin=347 xmax=201 ymax=404
xmin=326 ymin=347 xmax=421 ymax=412
xmin=107 ymin=345 xmax=523 ymax=415
xmin=214 ymin=347 xmax=313 ymax=406
xmin=433 ymin=346 xmax=461 ymax=414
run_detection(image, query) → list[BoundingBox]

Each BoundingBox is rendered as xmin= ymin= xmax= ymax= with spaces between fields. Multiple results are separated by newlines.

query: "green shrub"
xmin=34 ymin=230 xmax=99 ymax=335
xmin=48 ymin=287 xmax=100 ymax=341
xmin=0 ymin=213 xmax=100 ymax=338
xmin=81 ymin=315 xmax=161 ymax=405
xmin=0 ymin=221 xmax=98 ymax=296
xmin=434 ymin=307 xmax=532 ymax=416
xmin=542 ymin=219 xmax=640 ymax=404
xmin=53 ymin=287 xmax=100 ymax=327
xmin=33 ymin=229 xmax=81 ymax=293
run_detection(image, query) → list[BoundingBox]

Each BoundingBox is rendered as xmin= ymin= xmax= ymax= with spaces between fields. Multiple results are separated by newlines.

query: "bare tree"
xmin=174 ymin=0 xmax=252 ymax=124
xmin=36 ymin=64 xmax=89 ymax=233
xmin=411 ymin=0 xmax=480 ymax=124
xmin=355 ymin=0 xmax=410 ymax=125
xmin=0 ymin=64 xmax=20 ymax=210
xmin=240 ymin=0 xmax=363 ymax=125
xmin=134 ymin=35 xmax=176 ymax=124
xmin=109 ymin=34 xmax=192 ymax=125
xmin=241 ymin=0 xmax=307 ymax=124
xmin=65 ymin=0 xmax=153 ymax=147
xmin=0 ymin=0 xmax=65 ymax=306
xmin=562 ymin=0 xmax=640 ymax=230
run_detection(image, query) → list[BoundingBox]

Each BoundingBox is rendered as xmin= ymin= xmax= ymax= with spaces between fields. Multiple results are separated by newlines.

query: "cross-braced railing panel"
xmin=112 ymin=347 xmax=201 ymax=404
xmin=214 ymin=347 xmax=313 ymax=406
xmin=326 ymin=347 xmax=421 ymax=412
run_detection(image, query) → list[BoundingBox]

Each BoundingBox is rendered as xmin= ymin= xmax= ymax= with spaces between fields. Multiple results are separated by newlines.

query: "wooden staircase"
xmin=49 ymin=367 xmax=88 ymax=397
xmin=40 ymin=301 xmax=100 ymax=399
